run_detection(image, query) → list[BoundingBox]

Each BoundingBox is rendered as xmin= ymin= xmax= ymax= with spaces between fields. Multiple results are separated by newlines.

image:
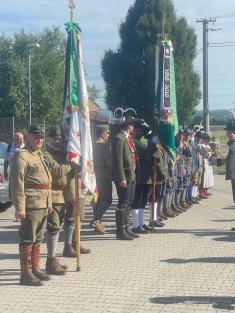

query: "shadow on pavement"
xmin=0 ymin=269 xmax=20 ymax=276
xmin=0 ymin=269 xmax=19 ymax=286
xmin=0 ymin=279 xmax=19 ymax=286
xmin=150 ymin=296 xmax=235 ymax=310
xmin=212 ymin=219 xmax=235 ymax=222
xmin=0 ymin=253 xmax=19 ymax=260
xmin=213 ymin=232 xmax=235 ymax=242
xmin=0 ymin=230 xmax=18 ymax=244
xmin=81 ymin=236 xmax=115 ymax=241
xmin=156 ymin=228 xmax=235 ymax=242
xmin=222 ymin=205 xmax=235 ymax=210
xmin=161 ymin=257 xmax=235 ymax=264
xmin=0 ymin=225 xmax=20 ymax=230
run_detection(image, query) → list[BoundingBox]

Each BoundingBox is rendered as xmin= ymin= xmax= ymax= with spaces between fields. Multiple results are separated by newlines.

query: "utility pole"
xmin=197 ymin=18 xmax=216 ymax=132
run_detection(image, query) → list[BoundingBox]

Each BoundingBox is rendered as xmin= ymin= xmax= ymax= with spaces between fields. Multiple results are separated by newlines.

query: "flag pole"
xmin=151 ymin=40 xmax=160 ymax=233
xmin=151 ymin=158 xmax=157 ymax=232
xmin=75 ymin=164 xmax=81 ymax=271
xmin=68 ymin=0 xmax=81 ymax=272
xmin=152 ymin=25 xmax=167 ymax=232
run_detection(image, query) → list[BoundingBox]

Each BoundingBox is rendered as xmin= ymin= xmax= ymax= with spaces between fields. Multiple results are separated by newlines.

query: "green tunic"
xmin=112 ymin=131 xmax=136 ymax=183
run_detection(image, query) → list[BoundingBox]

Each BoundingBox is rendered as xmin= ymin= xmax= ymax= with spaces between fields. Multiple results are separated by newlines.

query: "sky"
xmin=0 ymin=0 xmax=235 ymax=111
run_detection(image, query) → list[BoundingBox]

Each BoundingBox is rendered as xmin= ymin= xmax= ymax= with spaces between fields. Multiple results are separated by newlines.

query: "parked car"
xmin=0 ymin=142 xmax=11 ymax=212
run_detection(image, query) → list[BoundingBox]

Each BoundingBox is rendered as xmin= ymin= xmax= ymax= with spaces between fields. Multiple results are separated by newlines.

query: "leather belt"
xmin=25 ymin=183 xmax=50 ymax=190
xmin=52 ymin=184 xmax=65 ymax=191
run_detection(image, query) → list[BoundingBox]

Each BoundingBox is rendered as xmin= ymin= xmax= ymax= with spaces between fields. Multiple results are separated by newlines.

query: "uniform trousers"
xmin=231 ymin=179 xmax=235 ymax=202
xmin=93 ymin=177 xmax=112 ymax=220
xmin=47 ymin=202 xmax=76 ymax=235
xmin=115 ymin=181 xmax=136 ymax=229
xmin=19 ymin=208 xmax=47 ymax=246
xmin=132 ymin=184 xmax=149 ymax=209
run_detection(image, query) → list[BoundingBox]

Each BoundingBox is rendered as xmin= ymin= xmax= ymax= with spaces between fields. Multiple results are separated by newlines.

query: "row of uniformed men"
xmin=9 ymin=120 xmax=215 ymax=286
xmin=90 ymin=119 xmax=214 ymax=241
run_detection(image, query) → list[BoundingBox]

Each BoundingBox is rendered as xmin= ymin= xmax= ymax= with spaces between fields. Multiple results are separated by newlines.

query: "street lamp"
xmin=27 ymin=43 xmax=40 ymax=125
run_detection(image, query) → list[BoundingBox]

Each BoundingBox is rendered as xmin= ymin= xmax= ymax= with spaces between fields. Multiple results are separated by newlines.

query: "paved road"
xmin=0 ymin=175 xmax=235 ymax=313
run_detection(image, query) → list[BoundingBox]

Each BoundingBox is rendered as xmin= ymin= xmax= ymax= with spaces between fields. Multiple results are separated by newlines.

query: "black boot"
xmin=126 ymin=226 xmax=140 ymax=238
xmin=171 ymin=204 xmax=183 ymax=214
xmin=153 ymin=220 xmax=165 ymax=227
xmin=125 ymin=209 xmax=139 ymax=238
xmin=19 ymin=245 xmax=43 ymax=286
xmin=116 ymin=229 xmax=134 ymax=240
xmin=132 ymin=226 xmax=149 ymax=234
xmin=116 ymin=210 xmax=134 ymax=240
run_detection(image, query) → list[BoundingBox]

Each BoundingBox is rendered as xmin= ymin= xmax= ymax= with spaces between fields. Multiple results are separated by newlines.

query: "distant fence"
xmin=0 ymin=110 xmax=113 ymax=144
xmin=0 ymin=117 xmax=45 ymax=144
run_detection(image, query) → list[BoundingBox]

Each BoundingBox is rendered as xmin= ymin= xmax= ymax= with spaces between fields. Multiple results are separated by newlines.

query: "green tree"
xmin=87 ymin=83 xmax=101 ymax=102
xmin=0 ymin=27 xmax=66 ymax=124
xmin=101 ymin=0 xmax=201 ymax=125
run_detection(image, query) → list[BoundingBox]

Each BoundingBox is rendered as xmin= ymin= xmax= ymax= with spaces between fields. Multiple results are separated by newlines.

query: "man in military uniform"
xmin=44 ymin=127 xmax=90 ymax=263
xmin=131 ymin=121 xmax=153 ymax=233
xmin=10 ymin=125 xmax=52 ymax=286
xmin=90 ymin=125 xmax=112 ymax=234
xmin=44 ymin=127 xmax=74 ymax=275
xmin=225 ymin=119 xmax=235 ymax=231
xmin=112 ymin=117 xmax=139 ymax=240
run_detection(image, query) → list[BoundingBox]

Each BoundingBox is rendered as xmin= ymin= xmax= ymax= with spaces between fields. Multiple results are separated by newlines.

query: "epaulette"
xmin=15 ymin=149 xmax=28 ymax=156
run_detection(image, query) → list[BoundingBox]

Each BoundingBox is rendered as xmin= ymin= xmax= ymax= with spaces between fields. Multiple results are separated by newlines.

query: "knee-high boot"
xmin=116 ymin=210 xmax=134 ymax=240
xmin=32 ymin=244 xmax=51 ymax=281
xmin=19 ymin=245 xmax=43 ymax=286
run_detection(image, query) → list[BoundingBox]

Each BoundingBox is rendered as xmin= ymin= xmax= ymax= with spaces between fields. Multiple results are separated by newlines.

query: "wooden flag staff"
xmin=68 ymin=0 xmax=81 ymax=271
xmin=75 ymin=165 xmax=81 ymax=271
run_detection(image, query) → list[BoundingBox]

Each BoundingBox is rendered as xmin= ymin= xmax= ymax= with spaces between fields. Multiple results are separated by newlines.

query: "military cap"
xmin=134 ymin=119 xmax=153 ymax=137
xmin=118 ymin=116 xmax=139 ymax=127
xmin=195 ymin=130 xmax=203 ymax=138
xmin=183 ymin=128 xmax=192 ymax=135
xmin=224 ymin=119 xmax=235 ymax=131
xmin=48 ymin=126 xmax=62 ymax=138
xmin=188 ymin=124 xmax=195 ymax=130
xmin=28 ymin=124 xmax=45 ymax=135
xmin=96 ymin=125 xmax=110 ymax=134
xmin=201 ymin=132 xmax=211 ymax=141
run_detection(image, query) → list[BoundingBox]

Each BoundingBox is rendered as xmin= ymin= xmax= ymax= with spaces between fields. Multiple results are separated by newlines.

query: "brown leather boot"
xmin=80 ymin=245 xmax=91 ymax=254
xmin=163 ymin=207 xmax=175 ymax=218
xmin=19 ymin=245 xmax=43 ymax=286
xmin=45 ymin=257 xmax=66 ymax=275
xmin=89 ymin=220 xmax=105 ymax=234
xmin=168 ymin=207 xmax=178 ymax=216
xmin=32 ymin=245 xmax=51 ymax=281
xmin=72 ymin=241 xmax=91 ymax=254
xmin=63 ymin=243 xmax=77 ymax=258
xmin=56 ymin=259 xmax=68 ymax=271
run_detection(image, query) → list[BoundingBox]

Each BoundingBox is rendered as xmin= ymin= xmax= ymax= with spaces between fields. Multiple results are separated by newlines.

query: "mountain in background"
xmin=191 ymin=109 xmax=235 ymax=125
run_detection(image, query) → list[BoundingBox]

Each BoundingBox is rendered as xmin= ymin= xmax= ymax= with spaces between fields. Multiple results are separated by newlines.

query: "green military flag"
xmin=155 ymin=39 xmax=179 ymax=161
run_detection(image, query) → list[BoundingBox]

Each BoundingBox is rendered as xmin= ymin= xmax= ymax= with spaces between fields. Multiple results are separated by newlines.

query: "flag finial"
xmin=69 ymin=0 xmax=76 ymax=21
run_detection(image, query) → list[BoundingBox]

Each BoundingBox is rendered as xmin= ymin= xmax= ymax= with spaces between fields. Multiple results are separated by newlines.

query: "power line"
xmin=210 ymin=41 xmax=235 ymax=45
xmin=209 ymin=44 xmax=235 ymax=47
xmin=213 ymin=13 xmax=235 ymax=19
